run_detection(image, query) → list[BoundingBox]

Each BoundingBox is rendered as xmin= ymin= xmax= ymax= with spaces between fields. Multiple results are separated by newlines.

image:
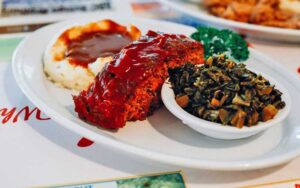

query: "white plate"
xmin=158 ymin=0 xmax=300 ymax=42
xmin=12 ymin=12 xmax=300 ymax=170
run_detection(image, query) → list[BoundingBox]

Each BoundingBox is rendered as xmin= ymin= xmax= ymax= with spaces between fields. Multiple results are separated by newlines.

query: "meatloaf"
xmin=73 ymin=30 xmax=204 ymax=129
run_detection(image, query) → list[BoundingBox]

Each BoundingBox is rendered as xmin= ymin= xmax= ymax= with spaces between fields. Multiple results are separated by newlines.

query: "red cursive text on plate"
xmin=0 ymin=106 xmax=94 ymax=147
xmin=0 ymin=106 xmax=50 ymax=124
xmin=77 ymin=137 xmax=94 ymax=147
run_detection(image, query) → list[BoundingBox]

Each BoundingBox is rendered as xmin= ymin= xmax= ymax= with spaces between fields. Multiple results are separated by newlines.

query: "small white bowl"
xmin=161 ymin=74 xmax=291 ymax=140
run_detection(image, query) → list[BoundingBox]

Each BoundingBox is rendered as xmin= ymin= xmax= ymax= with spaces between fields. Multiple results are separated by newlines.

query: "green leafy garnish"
xmin=191 ymin=26 xmax=249 ymax=61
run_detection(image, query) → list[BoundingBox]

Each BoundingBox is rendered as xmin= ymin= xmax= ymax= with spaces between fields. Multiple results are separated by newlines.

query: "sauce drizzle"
xmin=66 ymin=32 xmax=132 ymax=67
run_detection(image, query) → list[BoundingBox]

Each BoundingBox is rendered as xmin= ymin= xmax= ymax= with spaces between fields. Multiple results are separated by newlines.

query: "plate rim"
xmin=12 ymin=13 xmax=300 ymax=171
xmin=158 ymin=0 xmax=300 ymax=36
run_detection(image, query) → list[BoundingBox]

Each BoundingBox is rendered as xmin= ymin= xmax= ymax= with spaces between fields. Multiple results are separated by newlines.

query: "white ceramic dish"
xmin=162 ymin=72 xmax=291 ymax=139
xmin=158 ymin=0 xmax=300 ymax=42
xmin=12 ymin=12 xmax=300 ymax=170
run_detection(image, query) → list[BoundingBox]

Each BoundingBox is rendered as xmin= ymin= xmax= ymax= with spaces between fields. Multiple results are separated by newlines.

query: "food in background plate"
xmin=203 ymin=0 xmax=300 ymax=29
xmin=168 ymin=55 xmax=286 ymax=128
xmin=280 ymin=0 xmax=300 ymax=14
xmin=43 ymin=19 xmax=141 ymax=90
xmin=73 ymin=31 xmax=204 ymax=129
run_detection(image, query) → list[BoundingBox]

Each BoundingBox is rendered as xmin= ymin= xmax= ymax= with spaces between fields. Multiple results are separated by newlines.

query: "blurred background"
xmin=0 ymin=0 xmax=207 ymax=34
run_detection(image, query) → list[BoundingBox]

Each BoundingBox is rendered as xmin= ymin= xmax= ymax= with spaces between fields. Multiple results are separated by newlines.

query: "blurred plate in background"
xmin=158 ymin=0 xmax=300 ymax=42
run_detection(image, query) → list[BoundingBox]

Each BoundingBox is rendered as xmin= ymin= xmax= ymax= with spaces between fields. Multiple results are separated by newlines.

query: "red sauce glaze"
xmin=65 ymin=32 xmax=132 ymax=67
xmin=73 ymin=31 xmax=203 ymax=129
xmin=297 ymin=67 xmax=300 ymax=74
xmin=106 ymin=30 xmax=176 ymax=84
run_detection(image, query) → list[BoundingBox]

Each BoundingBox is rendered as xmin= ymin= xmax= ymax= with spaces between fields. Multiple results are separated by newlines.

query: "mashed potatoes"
xmin=44 ymin=53 xmax=112 ymax=90
xmin=43 ymin=20 xmax=141 ymax=90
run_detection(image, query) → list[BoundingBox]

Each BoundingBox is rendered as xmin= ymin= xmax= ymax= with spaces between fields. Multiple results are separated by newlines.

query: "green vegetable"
xmin=168 ymin=55 xmax=286 ymax=128
xmin=190 ymin=26 xmax=249 ymax=61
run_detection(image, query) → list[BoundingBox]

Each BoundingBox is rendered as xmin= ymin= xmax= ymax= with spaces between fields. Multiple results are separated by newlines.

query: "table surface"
xmin=1 ymin=1 xmax=300 ymax=187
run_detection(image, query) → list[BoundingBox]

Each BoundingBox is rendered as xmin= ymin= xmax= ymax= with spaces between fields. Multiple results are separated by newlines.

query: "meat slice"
xmin=73 ymin=30 xmax=204 ymax=129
